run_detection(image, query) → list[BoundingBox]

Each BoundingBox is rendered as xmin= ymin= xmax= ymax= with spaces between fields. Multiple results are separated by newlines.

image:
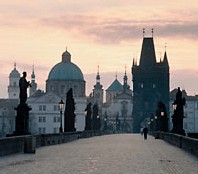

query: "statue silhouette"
xmin=19 ymin=72 xmax=31 ymax=105
xmin=14 ymin=71 xmax=32 ymax=135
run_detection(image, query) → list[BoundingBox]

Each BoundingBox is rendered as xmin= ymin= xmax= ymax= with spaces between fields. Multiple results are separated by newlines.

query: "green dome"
xmin=47 ymin=50 xmax=84 ymax=81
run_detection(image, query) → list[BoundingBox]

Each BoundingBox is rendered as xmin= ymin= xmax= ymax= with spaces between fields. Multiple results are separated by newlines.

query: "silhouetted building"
xmin=101 ymin=71 xmax=133 ymax=133
xmin=28 ymin=49 xmax=86 ymax=134
xmin=92 ymin=66 xmax=103 ymax=119
xmin=132 ymin=34 xmax=169 ymax=133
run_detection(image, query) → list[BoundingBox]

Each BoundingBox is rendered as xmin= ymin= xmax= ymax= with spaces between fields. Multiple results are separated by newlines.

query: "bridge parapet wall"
xmin=157 ymin=132 xmax=198 ymax=157
xmin=0 ymin=136 xmax=25 ymax=156
xmin=0 ymin=130 xmax=113 ymax=157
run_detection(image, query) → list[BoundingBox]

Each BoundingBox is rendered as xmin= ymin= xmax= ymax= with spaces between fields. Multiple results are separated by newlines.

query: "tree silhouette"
xmin=64 ymin=88 xmax=76 ymax=132
xmin=85 ymin=102 xmax=92 ymax=130
xmin=92 ymin=103 xmax=101 ymax=130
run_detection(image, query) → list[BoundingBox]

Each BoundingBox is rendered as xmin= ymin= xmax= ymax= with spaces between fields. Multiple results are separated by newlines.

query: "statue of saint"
xmin=19 ymin=72 xmax=31 ymax=104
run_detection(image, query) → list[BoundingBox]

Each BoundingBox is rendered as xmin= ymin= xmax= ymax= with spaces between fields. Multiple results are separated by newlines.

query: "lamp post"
xmin=154 ymin=115 xmax=158 ymax=131
xmin=160 ymin=111 xmax=164 ymax=131
xmin=150 ymin=117 xmax=154 ymax=134
xmin=104 ymin=117 xmax=107 ymax=131
xmin=59 ymin=100 xmax=64 ymax=133
xmin=171 ymin=102 xmax=177 ymax=133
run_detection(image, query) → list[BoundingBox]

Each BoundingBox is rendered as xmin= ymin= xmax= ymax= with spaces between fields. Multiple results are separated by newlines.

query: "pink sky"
xmin=0 ymin=0 xmax=198 ymax=97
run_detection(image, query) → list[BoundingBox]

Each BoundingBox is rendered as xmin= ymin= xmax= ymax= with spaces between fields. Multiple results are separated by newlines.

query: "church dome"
xmin=47 ymin=50 xmax=84 ymax=81
xmin=9 ymin=63 xmax=20 ymax=78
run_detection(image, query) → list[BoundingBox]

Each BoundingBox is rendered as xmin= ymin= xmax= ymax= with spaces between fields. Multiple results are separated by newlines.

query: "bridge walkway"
xmin=0 ymin=134 xmax=197 ymax=174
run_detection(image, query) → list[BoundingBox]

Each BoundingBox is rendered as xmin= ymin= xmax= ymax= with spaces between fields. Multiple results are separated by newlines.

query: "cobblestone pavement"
xmin=0 ymin=134 xmax=197 ymax=174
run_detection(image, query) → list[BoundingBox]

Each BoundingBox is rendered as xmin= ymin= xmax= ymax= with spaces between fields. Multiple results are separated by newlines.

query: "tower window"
xmin=153 ymin=84 xmax=156 ymax=88
xmin=50 ymin=85 xmax=54 ymax=92
xmin=141 ymin=83 xmax=144 ymax=88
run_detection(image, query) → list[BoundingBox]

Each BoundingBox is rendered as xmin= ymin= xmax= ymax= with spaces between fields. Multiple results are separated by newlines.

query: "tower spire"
xmin=165 ymin=43 xmax=167 ymax=52
xmin=31 ymin=64 xmax=35 ymax=80
xmin=151 ymin=28 xmax=154 ymax=37
xmin=123 ymin=66 xmax=130 ymax=91
xmin=29 ymin=64 xmax=37 ymax=97
xmin=143 ymin=28 xmax=145 ymax=38
xmin=96 ymin=65 xmax=100 ymax=83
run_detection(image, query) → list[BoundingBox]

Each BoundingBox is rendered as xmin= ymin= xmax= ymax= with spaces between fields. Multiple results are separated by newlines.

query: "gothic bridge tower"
xmin=132 ymin=30 xmax=169 ymax=132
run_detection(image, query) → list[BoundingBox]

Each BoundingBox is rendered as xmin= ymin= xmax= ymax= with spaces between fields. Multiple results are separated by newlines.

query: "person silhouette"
xmin=143 ymin=127 xmax=148 ymax=140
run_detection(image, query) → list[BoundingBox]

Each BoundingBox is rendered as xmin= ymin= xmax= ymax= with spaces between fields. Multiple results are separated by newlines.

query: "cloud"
xmin=39 ymin=14 xmax=198 ymax=44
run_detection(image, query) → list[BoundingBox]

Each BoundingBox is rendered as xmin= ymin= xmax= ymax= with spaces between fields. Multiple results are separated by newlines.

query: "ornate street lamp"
xmin=161 ymin=111 xmax=164 ymax=117
xmin=172 ymin=102 xmax=177 ymax=111
xmin=59 ymin=100 xmax=64 ymax=133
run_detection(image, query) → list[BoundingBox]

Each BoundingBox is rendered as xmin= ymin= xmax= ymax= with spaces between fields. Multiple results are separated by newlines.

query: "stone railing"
xmin=155 ymin=132 xmax=198 ymax=157
xmin=0 ymin=130 xmax=112 ymax=157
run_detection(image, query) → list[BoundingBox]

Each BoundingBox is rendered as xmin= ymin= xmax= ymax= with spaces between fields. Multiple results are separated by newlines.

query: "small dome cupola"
xmin=62 ymin=48 xmax=71 ymax=62
xmin=9 ymin=63 xmax=20 ymax=78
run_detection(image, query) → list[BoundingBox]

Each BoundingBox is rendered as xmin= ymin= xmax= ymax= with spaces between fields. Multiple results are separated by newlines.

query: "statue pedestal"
xmin=13 ymin=104 xmax=32 ymax=136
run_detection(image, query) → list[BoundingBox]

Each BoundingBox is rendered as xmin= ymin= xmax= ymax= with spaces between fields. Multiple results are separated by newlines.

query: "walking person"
xmin=143 ymin=127 xmax=148 ymax=140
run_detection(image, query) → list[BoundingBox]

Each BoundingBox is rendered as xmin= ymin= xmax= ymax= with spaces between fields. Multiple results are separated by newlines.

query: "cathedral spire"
xmin=151 ymin=28 xmax=154 ymax=37
xmin=29 ymin=64 xmax=37 ymax=97
xmin=123 ymin=66 xmax=130 ymax=91
xmin=143 ymin=28 xmax=145 ymax=38
xmin=94 ymin=65 xmax=103 ymax=90
xmin=14 ymin=62 xmax=16 ymax=70
xmin=96 ymin=65 xmax=100 ymax=84
xmin=93 ymin=65 xmax=103 ymax=104
xmin=31 ymin=64 xmax=35 ymax=80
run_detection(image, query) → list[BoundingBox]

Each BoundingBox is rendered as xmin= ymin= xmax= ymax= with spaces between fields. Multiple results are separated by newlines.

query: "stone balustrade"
xmin=0 ymin=130 xmax=112 ymax=157
xmin=156 ymin=132 xmax=198 ymax=157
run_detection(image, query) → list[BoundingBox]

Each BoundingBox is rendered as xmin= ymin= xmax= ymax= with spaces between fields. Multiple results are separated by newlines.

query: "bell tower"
xmin=93 ymin=66 xmax=103 ymax=104
xmin=29 ymin=65 xmax=37 ymax=97
xmin=8 ymin=63 xmax=20 ymax=99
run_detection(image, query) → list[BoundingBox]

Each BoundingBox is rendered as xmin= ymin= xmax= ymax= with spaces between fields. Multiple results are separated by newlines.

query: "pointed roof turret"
xmin=31 ymin=65 xmax=35 ymax=80
xmin=163 ymin=51 xmax=169 ymax=67
xmin=139 ymin=37 xmax=157 ymax=67
xmin=94 ymin=66 xmax=103 ymax=90
xmin=106 ymin=76 xmax=123 ymax=91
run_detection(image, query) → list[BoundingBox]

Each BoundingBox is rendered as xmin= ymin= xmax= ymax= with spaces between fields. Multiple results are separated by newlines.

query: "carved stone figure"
xmin=19 ymin=72 xmax=31 ymax=104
